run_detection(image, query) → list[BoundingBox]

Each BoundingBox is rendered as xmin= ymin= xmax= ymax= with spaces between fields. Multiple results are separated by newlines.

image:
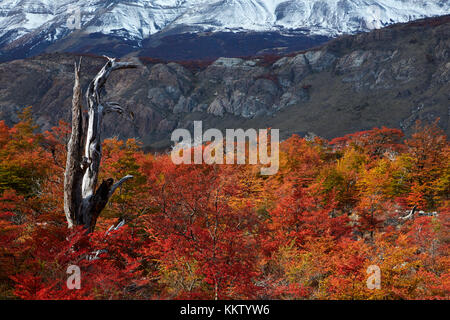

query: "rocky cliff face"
xmin=0 ymin=16 xmax=449 ymax=149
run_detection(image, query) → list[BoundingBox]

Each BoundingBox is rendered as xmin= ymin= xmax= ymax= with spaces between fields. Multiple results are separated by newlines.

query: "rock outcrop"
xmin=0 ymin=16 xmax=449 ymax=150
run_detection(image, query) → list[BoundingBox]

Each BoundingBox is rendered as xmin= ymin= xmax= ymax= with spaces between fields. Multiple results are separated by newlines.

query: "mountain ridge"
xmin=1 ymin=1 xmax=449 ymax=62
xmin=0 ymin=15 xmax=449 ymax=150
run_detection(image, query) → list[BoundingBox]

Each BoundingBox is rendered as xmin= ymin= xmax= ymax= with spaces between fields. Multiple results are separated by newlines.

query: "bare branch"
xmin=109 ymin=175 xmax=134 ymax=198
xmin=103 ymin=102 xmax=135 ymax=122
xmin=82 ymin=57 xmax=138 ymax=200
xmin=400 ymin=205 xmax=417 ymax=220
xmin=64 ymin=56 xmax=138 ymax=232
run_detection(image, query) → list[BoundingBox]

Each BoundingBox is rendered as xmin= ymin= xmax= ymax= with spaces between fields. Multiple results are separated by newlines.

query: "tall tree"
xmin=64 ymin=57 xmax=137 ymax=232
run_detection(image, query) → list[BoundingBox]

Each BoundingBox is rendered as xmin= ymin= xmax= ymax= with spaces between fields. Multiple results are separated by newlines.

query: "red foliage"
xmin=138 ymin=56 xmax=166 ymax=66
xmin=256 ymin=54 xmax=282 ymax=67
xmin=0 ymin=111 xmax=448 ymax=300
xmin=176 ymin=59 xmax=215 ymax=73
xmin=330 ymin=126 xmax=405 ymax=159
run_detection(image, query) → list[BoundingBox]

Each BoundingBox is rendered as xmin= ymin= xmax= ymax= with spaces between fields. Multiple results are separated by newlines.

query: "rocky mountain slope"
xmin=0 ymin=15 xmax=449 ymax=150
xmin=1 ymin=0 xmax=449 ymax=62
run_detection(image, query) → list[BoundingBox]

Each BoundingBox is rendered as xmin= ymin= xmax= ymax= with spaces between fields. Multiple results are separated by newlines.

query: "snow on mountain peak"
xmin=0 ymin=0 xmax=449 ymax=45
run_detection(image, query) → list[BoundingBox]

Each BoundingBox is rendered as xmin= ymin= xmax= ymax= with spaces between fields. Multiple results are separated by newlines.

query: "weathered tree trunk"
xmin=64 ymin=57 xmax=137 ymax=232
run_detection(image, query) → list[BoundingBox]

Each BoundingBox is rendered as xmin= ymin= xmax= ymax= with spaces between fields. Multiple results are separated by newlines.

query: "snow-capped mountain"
xmin=0 ymin=0 xmax=449 ymax=61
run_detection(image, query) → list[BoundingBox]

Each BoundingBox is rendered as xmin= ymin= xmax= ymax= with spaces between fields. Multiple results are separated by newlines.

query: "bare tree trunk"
xmin=64 ymin=57 xmax=137 ymax=232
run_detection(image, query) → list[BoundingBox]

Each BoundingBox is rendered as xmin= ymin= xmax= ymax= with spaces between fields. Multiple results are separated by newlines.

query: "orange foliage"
xmin=0 ymin=112 xmax=448 ymax=300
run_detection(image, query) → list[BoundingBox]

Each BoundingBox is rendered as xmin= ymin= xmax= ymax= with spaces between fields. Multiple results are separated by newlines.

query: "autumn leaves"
xmin=0 ymin=110 xmax=448 ymax=299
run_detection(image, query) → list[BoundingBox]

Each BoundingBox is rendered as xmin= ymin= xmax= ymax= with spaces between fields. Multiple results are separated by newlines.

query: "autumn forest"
xmin=0 ymin=106 xmax=448 ymax=300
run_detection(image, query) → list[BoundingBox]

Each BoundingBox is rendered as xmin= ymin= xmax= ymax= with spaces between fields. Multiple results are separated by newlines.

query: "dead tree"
xmin=400 ymin=205 xmax=418 ymax=221
xmin=64 ymin=57 xmax=137 ymax=233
